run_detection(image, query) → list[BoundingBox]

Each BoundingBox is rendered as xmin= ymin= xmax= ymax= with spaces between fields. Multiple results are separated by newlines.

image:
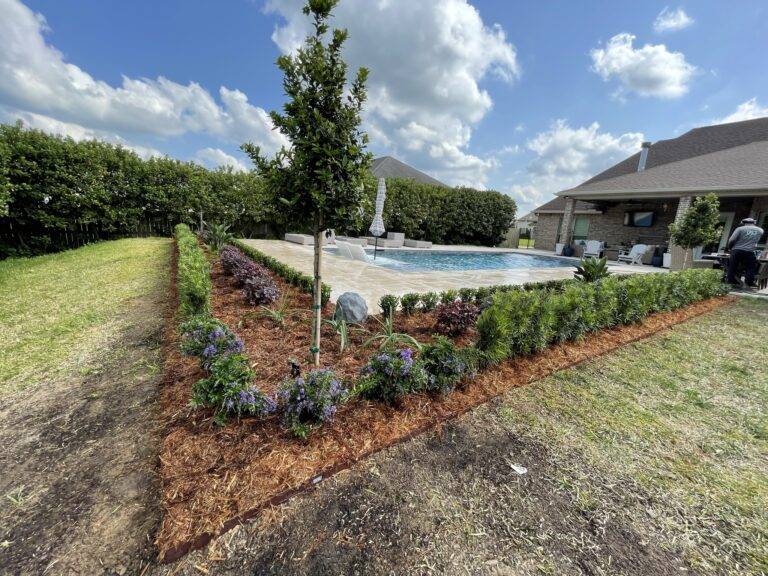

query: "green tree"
xmin=668 ymin=193 xmax=722 ymax=268
xmin=242 ymin=0 xmax=371 ymax=366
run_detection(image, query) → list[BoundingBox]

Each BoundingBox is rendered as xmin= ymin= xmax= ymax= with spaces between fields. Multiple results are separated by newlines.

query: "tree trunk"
xmin=311 ymin=229 xmax=323 ymax=366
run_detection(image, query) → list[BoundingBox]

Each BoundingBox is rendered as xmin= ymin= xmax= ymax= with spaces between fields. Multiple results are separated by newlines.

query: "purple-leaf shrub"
xmin=243 ymin=276 xmax=279 ymax=305
xmin=435 ymin=300 xmax=479 ymax=336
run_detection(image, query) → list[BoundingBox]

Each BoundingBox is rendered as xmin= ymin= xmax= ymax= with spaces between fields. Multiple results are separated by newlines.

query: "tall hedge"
xmin=175 ymin=224 xmax=211 ymax=317
xmin=0 ymin=122 xmax=272 ymax=257
xmin=350 ymin=177 xmax=516 ymax=246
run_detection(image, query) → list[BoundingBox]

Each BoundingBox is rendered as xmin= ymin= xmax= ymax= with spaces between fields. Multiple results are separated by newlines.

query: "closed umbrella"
xmin=369 ymin=178 xmax=386 ymax=259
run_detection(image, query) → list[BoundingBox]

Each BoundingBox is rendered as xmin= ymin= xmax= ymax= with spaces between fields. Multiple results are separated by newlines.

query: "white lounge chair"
xmin=335 ymin=241 xmax=353 ymax=259
xmin=583 ymin=240 xmax=604 ymax=259
xmin=617 ymin=244 xmax=648 ymax=265
xmin=404 ymin=238 xmax=432 ymax=249
xmin=347 ymin=243 xmax=370 ymax=262
xmin=386 ymin=232 xmax=405 ymax=248
xmin=336 ymin=235 xmax=368 ymax=246
xmin=284 ymin=233 xmax=314 ymax=245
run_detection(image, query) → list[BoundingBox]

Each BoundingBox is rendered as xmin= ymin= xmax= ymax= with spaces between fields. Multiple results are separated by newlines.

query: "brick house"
xmin=533 ymin=117 xmax=768 ymax=269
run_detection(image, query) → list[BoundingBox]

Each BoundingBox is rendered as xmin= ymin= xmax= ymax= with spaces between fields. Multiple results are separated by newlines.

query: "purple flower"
xmin=202 ymin=343 xmax=217 ymax=358
xmin=225 ymin=399 xmax=235 ymax=411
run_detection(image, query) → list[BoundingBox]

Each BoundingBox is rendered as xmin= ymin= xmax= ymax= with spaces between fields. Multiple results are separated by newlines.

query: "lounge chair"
xmin=617 ymin=244 xmax=648 ymax=265
xmin=346 ymin=243 xmax=370 ymax=262
xmin=386 ymin=232 xmax=405 ymax=248
xmin=364 ymin=236 xmax=401 ymax=248
xmin=284 ymin=233 xmax=314 ymax=245
xmin=582 ymin=240 xmax=604 ymax=259
xmin=404 ymin=238 xmax=432 ymax=249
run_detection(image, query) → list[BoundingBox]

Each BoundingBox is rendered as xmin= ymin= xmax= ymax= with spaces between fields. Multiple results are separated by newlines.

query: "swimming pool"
xmin=326 ymin=248 xmax=574 ymax=272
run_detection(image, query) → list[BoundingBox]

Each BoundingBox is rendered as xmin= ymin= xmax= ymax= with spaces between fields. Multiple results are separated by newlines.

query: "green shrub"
xmin=278 ymin=369 xmax=348 ymax=438
xmin=476 ymin=269 xmax=725 ymax=362
xmin=232 ymin=239 xmax=331 ymax=306
xmin=379 ymin=294 xmax=400 ymax=316
xmin=357 ymin=348 xmax=428 ymax=404
xmin=574 ymin=257 xmax=611 ymax=282
xmin=439 ymin=289 xmax=459 ymax=305
xmin=175 ymin=224 xmax=211 ymax=317
xmin=458 ymin=287 xmax=477 ymax=303
xmin=400 ymin=293 xmax=420 ymax=315
xmin=421 ymin=336 xmax=479 ymax=395
xmin=420 ymin=292 xmax=439 ymax=311
xmin=191 ymin=353 xmax=276 ymax=425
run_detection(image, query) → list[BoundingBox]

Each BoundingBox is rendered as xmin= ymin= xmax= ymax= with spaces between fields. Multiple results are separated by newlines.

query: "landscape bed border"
xmin=158 ymin=232 xmax=731 ymax=562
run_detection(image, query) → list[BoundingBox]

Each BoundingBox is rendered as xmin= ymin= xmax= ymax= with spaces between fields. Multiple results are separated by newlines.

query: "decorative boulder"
xmin=334 ymin=292 xmax=368 ymax=324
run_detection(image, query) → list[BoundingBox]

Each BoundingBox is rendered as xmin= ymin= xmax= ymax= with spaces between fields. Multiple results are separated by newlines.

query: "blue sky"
xmin=1 ymin=0 xmax=766 ymax=213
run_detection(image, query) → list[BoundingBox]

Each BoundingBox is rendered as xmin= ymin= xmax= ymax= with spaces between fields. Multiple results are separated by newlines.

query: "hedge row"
xmin=1 ymin=123 xmax=273 ymax=257
xmin=381 ymin=278 xmax=578 ymax=315
xmin=175 ymin=224 xmax=211 ymax=317
xmin=477 ymin=269 xmax=727 ymax=363
xmin=231 ymin=239 xmax=331 ymax=306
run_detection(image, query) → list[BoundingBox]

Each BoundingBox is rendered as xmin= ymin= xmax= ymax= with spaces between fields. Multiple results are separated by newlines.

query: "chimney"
xmin=637 ymin=141 xmax=652 ymax=172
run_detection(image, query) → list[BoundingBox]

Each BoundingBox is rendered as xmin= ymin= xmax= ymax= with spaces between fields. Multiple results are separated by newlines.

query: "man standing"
xmin=726 ymin=217 xmax=765 ymax=286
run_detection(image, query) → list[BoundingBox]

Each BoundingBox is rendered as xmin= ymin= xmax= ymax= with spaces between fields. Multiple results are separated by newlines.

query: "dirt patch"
xmin=0 ymin=259 xmax=171 ymax=575
xmin=156 ymin=252 xmax=731 ymax=562
xmin=149 ymin=406 xmax=700 ymax=576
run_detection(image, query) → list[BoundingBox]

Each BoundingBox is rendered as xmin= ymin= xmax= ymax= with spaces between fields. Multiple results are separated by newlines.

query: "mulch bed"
xmin=156 ymin=253 xmax=732 ymax=562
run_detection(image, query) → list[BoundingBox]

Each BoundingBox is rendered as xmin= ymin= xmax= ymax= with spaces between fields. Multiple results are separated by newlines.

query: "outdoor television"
xmin=624 ymin=211 xmax=655 ymax=227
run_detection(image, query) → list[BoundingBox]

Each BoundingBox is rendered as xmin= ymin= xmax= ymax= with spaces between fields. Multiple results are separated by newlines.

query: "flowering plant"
xmin=191 ymin=354 xmax=276 ymax=425
xmin=243 ymin=275 xmax=279 ymax=305
xmin=180 ymin=315 xmax=244 ymax=369
xmin=278 ymin=369 xmax=348 ymax=438
xmin=357 ymin=348 xmax=428 ymax=404
xmin=420 ymin=336 xmax=479 ymax=395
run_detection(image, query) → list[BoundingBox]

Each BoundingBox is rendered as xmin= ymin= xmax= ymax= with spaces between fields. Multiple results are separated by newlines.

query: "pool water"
xmin=326 ymin=248 xmax=574 ymax=272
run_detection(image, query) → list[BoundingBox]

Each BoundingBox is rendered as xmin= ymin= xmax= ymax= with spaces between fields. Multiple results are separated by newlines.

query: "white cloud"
xmin=194 ymin=147 xmax=250 ymax=172
xmin=590 ymin=33 xmax=696 ymax=99
xmin=714 ymin=98 xmax=768 ymax=124
xmin=265 ymin=0 xmax=520 ymax=187
xmin=505 ymin=120 xmax=643 ymax=213
xmin=1 ymin=106 xmax=164 ymax=159
xmin=0 ymin=0 xmax=287 ymax=153
xmin=653 ymin=7 xmax=694 ymax=33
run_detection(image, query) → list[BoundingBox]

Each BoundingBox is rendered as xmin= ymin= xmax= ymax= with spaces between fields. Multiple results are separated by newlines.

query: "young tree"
xmin=668 ymin=193 xmax=722 ymax=269
xmin=242 ymin=0 xmax=371 ymax=366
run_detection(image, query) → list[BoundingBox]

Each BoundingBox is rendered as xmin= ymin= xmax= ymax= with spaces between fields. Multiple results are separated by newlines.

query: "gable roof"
xmin=561 ymin=116 xmax=768 ymax=199
xmin=371 ymin=156 xmax=447 ymax=187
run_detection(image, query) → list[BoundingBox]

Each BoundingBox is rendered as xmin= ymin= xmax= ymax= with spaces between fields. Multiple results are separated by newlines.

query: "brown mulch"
xmin=156 ymin=255 xmax=732 ymax=563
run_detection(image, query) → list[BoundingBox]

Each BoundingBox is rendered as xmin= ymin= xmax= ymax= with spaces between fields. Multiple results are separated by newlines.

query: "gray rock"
xmin=334 ymin=292 xmax=368 ymax=324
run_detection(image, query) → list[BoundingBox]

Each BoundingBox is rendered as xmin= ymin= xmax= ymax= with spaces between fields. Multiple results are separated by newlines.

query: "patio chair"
xmin=757 ymin=259 xmax=768 ymax=290
xmin=582 ymin=240 xmax=604 ymax=259
xmin=284 ymin=233 xmax=314 ymax=245
xmin=617 ymin=244 xmax=648 ymax=265
xmin=386 ymin=232 xmax=405 ymax=248
xmin=346 ymin=243 xmax=370 ymax=263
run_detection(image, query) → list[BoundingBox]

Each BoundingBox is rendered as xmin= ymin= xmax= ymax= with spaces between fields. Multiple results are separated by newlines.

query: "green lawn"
xmin=0 ymin=238 xmax=172 ymax=395
xmin=497 ymin=297 xmax=768 ymax=575
xmin=518 ymin=237 xmax=535 ymax=248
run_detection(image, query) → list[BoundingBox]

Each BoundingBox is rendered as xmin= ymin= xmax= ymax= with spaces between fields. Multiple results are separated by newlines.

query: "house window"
xmin=572 ymin=215 xmax=590 ymax=241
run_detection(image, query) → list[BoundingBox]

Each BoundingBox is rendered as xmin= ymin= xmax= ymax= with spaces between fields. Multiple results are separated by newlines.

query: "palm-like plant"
xmin=574 ymin=256 xmax=611 ymax=282
xmin=364 ymin=310 xmax=421 ymax=351
xmin=258 ymin=294 xmax=292 ymax=327
xmin=205 ymin=222 xmax=233 ymax=253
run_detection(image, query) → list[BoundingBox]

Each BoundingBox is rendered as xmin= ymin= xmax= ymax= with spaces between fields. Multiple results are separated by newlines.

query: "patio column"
xmin=670 ymin=195 xmax=693 ymax=271
xmin=558 ymin=197 xmax=576 ymax=248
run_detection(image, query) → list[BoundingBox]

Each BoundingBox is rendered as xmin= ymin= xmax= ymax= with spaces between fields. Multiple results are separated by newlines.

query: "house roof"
xmin=560 ymin=116 xmax=768 ymax=199
xmin=371 ymin=156 xmax=447 ymax=187
xmin=533 ymin=197 xmax=602 ymax=214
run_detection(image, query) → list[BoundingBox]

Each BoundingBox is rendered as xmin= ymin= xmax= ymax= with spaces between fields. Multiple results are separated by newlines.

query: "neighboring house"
xmin=371 ymin=156 xmax=447 ymax=187
xmin=533 ymin=117 xmax=768 ymax=269
xmin=514 ymin=211 xmax=538 ymax=233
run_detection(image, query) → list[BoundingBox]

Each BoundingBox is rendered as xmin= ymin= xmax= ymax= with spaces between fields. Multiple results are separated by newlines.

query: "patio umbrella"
xmin=369 ymin=178 xmax=386 ymax=259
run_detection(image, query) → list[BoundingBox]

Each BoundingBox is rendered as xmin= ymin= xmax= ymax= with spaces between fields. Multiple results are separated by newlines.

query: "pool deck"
xmin=241 ymin=239 xmax=665 ymax=310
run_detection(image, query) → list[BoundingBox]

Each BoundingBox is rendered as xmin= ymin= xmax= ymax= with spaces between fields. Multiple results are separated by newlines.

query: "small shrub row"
xmin=477 ymin=269 xmax=727 ymax=363
xmin=220 ymin=244 xmax=279 ymax=305
xmin=231 ymin=239 xmax=331 ymax=306
xmin=175 ymin=223 xmax=211 ymax=317
xmin=378 ymin=278 xmax=579 ymax=316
